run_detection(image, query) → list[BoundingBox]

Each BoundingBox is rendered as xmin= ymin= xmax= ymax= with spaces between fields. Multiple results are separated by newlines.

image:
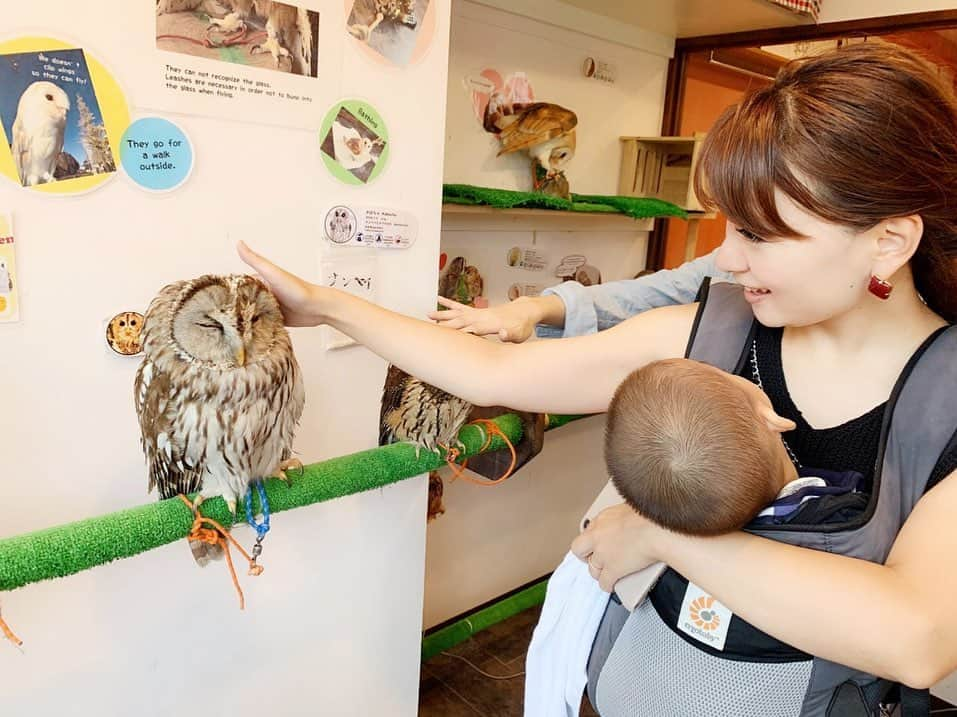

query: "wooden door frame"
xmin=646 ymin=9 xmax=957 ymax=269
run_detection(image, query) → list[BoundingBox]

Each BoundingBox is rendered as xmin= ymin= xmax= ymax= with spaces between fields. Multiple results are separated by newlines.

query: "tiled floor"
xmin=418 ymin=605 xmax=598 ymax=716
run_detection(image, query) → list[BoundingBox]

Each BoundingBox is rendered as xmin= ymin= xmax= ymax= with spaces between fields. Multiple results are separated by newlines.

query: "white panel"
xmin=0 ymin=0 xmax=451 ymax=714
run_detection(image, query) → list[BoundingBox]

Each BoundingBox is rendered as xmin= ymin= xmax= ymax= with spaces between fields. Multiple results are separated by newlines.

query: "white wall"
xmin=0 ymin=1 xmax=450 ymax=715
xmin=424 ymin=0 xmax=670 ymax=627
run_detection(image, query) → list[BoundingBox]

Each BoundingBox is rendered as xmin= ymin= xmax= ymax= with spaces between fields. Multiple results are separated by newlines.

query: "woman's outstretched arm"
xmin=238 ymin=241 xmax=695 ymax=414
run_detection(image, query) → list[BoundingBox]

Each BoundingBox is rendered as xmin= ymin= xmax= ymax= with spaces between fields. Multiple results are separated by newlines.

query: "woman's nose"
xmin=715 ymin=231 xmax=748 ymax=275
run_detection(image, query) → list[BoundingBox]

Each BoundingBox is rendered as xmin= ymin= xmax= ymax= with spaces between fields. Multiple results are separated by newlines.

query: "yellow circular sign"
xmin=0 ymin=36 xmax=129 ymax=195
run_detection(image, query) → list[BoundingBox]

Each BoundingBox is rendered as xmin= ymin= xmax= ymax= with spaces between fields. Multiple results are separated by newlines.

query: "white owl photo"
xmin=11 ymin=81 xmax=70 ymax=187
xmin=1 ymin=50 xmax=118 ymax=188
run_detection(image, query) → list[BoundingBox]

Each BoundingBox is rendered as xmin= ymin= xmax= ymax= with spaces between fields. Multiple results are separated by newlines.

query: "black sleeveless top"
xmin=740 ymin=325 xmax=957 ymax=489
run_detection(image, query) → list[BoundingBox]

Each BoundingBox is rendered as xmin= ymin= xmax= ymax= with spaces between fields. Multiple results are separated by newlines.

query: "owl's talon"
xmin=269 ymin=458 xmax=303 ymax=484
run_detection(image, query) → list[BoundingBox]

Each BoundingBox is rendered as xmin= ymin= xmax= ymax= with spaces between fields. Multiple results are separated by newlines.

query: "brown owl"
xmin=134 ymin=274 xmax=305 ymax=559
xmin=483 ymin=91 xmax=577 ymax=199
xmin=107 ymin=312 xmax=145 ymax=356
xmin=379 ymin=365 xmax=473 ymax=520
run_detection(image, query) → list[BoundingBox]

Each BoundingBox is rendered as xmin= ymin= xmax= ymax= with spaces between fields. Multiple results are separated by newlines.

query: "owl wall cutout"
xmin=107 ymin=311 xmax=145 ymax=356
xmin=483 ymin=90 xmax=577 ymax=199
xmin=134 ymin=274 xmax=305 ymax=563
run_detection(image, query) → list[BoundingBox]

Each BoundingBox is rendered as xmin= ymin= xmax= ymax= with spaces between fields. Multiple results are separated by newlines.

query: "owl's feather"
xmin=378 ymin=365 xmax=471 ymax=454
xmin=495 ymin=103 xmax=577 ymax=157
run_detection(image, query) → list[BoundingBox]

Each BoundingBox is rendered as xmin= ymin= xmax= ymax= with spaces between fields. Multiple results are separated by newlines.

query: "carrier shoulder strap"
xmin=685 ymin=278 xmax=756 ymax=372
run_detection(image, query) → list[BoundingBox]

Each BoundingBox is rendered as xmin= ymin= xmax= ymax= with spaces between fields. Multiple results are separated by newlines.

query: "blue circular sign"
xmin=120 ymin=117 xmax=193 ymax=192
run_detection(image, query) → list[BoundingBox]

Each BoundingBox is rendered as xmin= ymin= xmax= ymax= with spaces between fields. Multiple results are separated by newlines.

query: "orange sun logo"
xmin=689 ymin=596 xmax=720 ymax=631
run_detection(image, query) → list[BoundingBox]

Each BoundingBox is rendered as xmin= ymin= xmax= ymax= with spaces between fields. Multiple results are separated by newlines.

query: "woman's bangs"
xmin=694 ymin=97 xmax=802 ymax=239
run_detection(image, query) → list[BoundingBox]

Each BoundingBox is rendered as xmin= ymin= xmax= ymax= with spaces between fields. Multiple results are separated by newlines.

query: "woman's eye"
xmin=736 ymin=227 xmax=765 ymax=243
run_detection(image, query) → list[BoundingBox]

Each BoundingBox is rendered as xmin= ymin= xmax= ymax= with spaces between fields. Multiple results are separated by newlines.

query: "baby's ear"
xmin=759 ymin=404 xmax=796 ymax=433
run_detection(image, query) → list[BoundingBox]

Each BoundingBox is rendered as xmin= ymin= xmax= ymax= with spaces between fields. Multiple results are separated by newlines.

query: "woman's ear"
xmin=874 ymin=214 xmax=922 ymax=279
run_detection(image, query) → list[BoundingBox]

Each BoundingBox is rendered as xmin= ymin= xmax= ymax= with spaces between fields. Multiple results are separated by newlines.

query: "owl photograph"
xmin=320 ymin=106 xmax=386 ymax=183
xmin=156 ymin=0 xmax=319 ymax=78
xmin=0 ymin=49 xmax=115 ymax=187
xmin=325 ymin=206 xmax=357 ymax=244
xmin=106 ymin=311 xmax=145 ymax=356
xmin=346 ymin=0 xmax=430 ymax=68
xmin=0 ymin=257 xmax=12 ymax=294
xmin=134 ymin=274 xmax=305 ymax=563
xmin=483 ymin=90 xmax=577 ymax=199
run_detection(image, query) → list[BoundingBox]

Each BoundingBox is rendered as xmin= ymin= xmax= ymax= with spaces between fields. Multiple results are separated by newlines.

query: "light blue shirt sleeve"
xmin=535 ymin=249 xmax=730 ymax=339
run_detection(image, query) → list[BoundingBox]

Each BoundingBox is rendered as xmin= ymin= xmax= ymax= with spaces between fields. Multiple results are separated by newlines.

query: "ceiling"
xmin=558 ymin=0 xmax=813 ymax=39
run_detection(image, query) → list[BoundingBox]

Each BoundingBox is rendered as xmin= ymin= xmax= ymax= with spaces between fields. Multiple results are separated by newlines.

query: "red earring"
xmin=868 ymin=275 xmax=893 ymax=300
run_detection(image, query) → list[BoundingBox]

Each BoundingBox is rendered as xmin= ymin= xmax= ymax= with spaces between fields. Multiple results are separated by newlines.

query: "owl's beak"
xmin=234 ymin=345 xmax=246 ymax=367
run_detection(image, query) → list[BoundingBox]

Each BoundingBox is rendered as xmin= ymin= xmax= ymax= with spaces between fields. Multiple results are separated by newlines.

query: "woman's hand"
xmin=427 ymin=296 xmax=545 ymax=343
xmin=571 ymin=503 xmax=666 ymax=593
xmin=237 ymin=241 xmax=324 ymax=327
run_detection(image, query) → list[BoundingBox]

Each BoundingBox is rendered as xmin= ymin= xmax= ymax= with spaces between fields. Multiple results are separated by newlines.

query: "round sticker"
xmin=120 ymin=117 xmax=193 ymax=192
xmin=0 ymin=36 xmax=130 ymax=195
xmin=319 ymin=100 xmax=389 ymax=185
xmin=106 ymin=311 xmax=145 ymax=356
xmin=344 ymin=0 xmax=436 ymax=68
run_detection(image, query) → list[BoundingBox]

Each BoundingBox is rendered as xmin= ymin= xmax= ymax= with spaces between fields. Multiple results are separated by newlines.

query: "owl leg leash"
xmin=440 ymin=419 xmax=518 ymax=486
xmin=244 ymin=481 xmax=270 ymax=576
xmin=0 ymin=603 xmax=23 ymax=648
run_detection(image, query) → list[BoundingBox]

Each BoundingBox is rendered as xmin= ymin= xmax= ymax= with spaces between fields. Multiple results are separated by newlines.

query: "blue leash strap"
xmin=244 ymin=481 xmax=270 ymax=568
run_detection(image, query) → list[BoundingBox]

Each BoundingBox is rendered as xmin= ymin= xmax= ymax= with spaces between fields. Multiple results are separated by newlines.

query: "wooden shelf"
xmin=441 ymin=203 xmax=656 ymax=232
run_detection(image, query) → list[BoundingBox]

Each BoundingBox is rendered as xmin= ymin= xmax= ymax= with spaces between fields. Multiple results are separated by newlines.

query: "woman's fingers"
xmin=436 ymin=296 xmax=470 ymax=310
xmin=237 ymin=241 xmax=302 ymax=292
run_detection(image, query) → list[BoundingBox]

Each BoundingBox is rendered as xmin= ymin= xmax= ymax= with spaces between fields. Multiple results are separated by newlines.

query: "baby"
xmin=604 ymin=358 xmax=864 ymax=535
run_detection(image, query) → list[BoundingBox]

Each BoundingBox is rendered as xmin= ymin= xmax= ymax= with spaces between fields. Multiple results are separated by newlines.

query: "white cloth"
xmin=524 ymin=551 xmax=611 ymax=717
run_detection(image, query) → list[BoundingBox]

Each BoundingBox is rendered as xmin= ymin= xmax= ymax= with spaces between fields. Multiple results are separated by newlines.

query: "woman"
xmin=240 ymin=44 xmax=957 ymax=715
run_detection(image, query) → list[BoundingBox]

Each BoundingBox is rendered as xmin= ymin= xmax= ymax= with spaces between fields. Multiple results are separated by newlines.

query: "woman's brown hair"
xmin=694 ymin=42 xmax=957 ymax=322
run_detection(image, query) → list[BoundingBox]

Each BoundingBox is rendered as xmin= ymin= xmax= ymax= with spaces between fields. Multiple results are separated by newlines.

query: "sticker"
xmin=319 ymin=100 xmax=389 ymax=185
xmin=323 ymin=205 xmax=417 ymax=248
xmin=439 ymin=256 xmax=484 ymax=306
xmin=156 ymin=1 xmax=320 ymax=78
xmin=467 ymin=69 xmax=535 ymax=125
xmin=556 ymin=254 xmax=602 ymax=286
xmin=0 ymin=39 xmax=129 ymax=195
xmin=0 ymin=213 xmax=20 ymax=323
xmin=106 ymin=311 xmax=145 ymax=356
xmin=506 ymin=246 xmax=546 ymax=271
xmin=345 ymin=0 xmax=435 ymax=67
xmin=582 ymin=57 xmax=617 ymax=84
xmin=319 ymin=254 xmax=377 ymax=350
xmin=677 ymin=582 xmax=733 ymax=651
xmin=120 ymin=117 xmax=193 ymax=192
xmin=507 ymin=283 xmax=544 ymax=301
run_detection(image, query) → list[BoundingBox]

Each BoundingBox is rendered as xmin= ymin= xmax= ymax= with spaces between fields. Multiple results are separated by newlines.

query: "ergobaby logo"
xmin=678 ymin=582 xmax=733 ymax=650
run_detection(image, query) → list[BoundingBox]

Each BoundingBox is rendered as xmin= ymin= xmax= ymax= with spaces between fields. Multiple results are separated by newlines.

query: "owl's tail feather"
xmin=190 ymin=539 xmax=224 ymax=566
xmin=178 ymin=495 xmax=261 ymax=610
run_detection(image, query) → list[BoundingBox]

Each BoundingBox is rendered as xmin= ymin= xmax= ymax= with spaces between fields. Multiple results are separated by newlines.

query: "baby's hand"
xmin=427 ymin=296 xmax=539 ymax=343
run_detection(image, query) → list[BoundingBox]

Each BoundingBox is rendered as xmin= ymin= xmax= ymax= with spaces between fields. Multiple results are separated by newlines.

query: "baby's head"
xmin=604 ymin=358 xmax=797 ymax=536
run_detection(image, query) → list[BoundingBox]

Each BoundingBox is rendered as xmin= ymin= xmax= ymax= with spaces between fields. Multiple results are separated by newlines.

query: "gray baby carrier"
xmin=586 ymin=280 xmax=957 ymax=717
